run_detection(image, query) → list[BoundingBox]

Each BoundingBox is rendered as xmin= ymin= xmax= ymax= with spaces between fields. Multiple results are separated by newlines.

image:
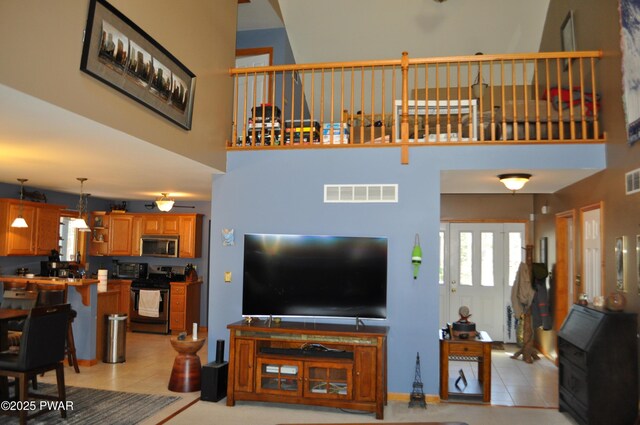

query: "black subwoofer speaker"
xmin=201 ymin=362 xmax=228 ymax=402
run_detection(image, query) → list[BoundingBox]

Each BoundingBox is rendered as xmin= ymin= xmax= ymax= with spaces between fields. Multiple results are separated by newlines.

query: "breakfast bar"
xmin=0 ymin=276 xmax=100 ymax=365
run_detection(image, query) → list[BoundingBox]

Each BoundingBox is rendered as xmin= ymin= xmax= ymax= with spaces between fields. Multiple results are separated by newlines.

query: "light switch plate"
xmin=224 ymin=271 xmax=232 ymax=283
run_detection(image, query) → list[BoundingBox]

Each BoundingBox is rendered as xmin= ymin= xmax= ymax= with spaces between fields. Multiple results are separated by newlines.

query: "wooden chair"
xmin=0 ymin=290 xmax=38 ymax=348
xmin=35 ymin=285 xmax=79 ymax=373
xmin=0 ymin=304 xmax=70 ymax=425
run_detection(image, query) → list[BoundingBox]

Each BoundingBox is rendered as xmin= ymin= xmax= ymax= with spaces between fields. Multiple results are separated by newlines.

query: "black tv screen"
xmin=242 ymin=234 xmax=388 ymax=319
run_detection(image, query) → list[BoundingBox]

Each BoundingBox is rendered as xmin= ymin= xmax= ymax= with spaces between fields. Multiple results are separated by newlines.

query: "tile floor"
xmin=39 ymin=331 xmax=208 ymax=424
xmin=40 ymin=334 xmax=558 ymax=423
xmin=448 ymin=343 xmax=558 ymax=408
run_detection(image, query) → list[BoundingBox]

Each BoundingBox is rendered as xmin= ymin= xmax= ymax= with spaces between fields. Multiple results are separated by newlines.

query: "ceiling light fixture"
xmin=10 ymin=178 xmax=29 ymax=228
xmin=498 ymin=173 xmax=531 ymax=193
xmin=155 ymin=193 xmax=175 ymax=212
xmin=74 ymin=178 xmax=91 ymax=232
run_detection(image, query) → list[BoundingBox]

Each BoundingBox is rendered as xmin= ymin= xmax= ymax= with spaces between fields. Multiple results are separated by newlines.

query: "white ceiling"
xmin=0 ymin=0 xmax=601 ymax=201
xmin=0 ymin=84 xmax=216 ymax=201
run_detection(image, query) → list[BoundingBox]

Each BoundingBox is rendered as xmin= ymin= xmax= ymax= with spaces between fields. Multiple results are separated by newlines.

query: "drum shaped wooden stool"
xmin=168 ymin=336 xmax=206 ymax=392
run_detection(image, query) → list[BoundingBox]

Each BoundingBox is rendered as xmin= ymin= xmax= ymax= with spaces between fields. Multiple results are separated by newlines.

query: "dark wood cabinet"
xmin=227 ymin=320 xmax=388 ymax=419
xmin=558 ymin=304 xmax=638 ymax=425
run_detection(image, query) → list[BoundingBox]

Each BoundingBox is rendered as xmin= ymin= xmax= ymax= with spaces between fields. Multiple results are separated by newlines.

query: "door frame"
xmin=554 ymin=209 xmax=576 ymax=331
xmin=236 ymin=47 xmax=274 ymax=102
xmin=579 ymin=202 xmax=604 ymax=300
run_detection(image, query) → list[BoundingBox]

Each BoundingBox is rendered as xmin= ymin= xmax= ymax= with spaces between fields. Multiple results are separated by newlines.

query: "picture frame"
xmin=560 ymin=10 xmax=576 ymax=71
xmin=619 ymin=0 xmax=640 ymax=145
xmin=80 ymin=0 xmax=196 ymax=130
xmin=615 ymin=236 xmax=627 ymax=291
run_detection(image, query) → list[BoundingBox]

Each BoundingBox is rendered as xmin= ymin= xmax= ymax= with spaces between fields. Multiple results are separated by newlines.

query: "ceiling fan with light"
xmin=144 ymin=193 xmax=195 ymax=212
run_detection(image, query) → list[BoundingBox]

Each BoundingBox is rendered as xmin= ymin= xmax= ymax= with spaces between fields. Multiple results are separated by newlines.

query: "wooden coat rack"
xmin=510 ymin=245 xmax=540 ymax=363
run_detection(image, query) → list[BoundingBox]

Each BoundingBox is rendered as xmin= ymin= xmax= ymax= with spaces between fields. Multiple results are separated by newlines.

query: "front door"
xmin=440 ymin=222 xmax=525 ymax=342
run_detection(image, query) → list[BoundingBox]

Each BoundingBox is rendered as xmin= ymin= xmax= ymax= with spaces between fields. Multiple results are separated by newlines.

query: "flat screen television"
xmin=242 ymin=233 xmax=388 ymax=319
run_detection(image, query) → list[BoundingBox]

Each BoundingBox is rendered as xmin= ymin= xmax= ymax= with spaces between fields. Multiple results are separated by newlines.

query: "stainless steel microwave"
xmin=140 ymin=235 xmax=179 ymax=258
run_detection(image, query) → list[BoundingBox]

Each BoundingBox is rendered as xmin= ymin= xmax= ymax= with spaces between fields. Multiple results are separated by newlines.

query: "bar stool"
xmin=36 ymin=284 xmax=80 ymax=373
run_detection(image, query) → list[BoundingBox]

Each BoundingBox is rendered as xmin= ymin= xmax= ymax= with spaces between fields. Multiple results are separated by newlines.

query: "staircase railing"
xmin=228 ymin=51 xmax=604 ymax=163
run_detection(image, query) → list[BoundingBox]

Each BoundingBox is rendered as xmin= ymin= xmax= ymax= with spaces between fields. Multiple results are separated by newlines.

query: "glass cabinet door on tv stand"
xmin=256 ymin=358 xmax=303 ymax=396
xmin=305 ymin=362 xmax=353 ymax=399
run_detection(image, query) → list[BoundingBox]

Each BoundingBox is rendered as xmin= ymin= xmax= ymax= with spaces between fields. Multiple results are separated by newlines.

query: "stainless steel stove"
xmin=129 ymin=265 xmax=185 ymax=334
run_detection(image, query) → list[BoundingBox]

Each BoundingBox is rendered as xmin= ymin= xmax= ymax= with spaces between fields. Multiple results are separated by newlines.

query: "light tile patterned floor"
xmin=449 ymin=343 xmax=558 ymax=408
xmin=41 ymin=334 xmax=558 ymax=424
xmin=39 ymin=332 xmax=208 ymax=424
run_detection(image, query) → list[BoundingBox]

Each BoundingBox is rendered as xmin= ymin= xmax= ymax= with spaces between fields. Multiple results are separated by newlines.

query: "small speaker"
xmin=215 ymin=339 xmax=225 ymax=363
xmin=201 ymin=361 xmax=228 ymax=402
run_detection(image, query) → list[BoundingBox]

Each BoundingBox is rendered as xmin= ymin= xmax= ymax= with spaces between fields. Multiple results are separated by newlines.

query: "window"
xmin=480 ymin=232 xmax=494 ymax=286
xmin=59 ymin=211 xmax=87 ymax=264
xmin=459 ymin=232 xmax=473 ymax=286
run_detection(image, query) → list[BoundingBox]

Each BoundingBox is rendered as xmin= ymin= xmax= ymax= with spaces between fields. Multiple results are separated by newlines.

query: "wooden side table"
xmin=168 ymin=336 xmax=206 ymax=392
xmin=439 ymin=330 xmax=492 ymax=403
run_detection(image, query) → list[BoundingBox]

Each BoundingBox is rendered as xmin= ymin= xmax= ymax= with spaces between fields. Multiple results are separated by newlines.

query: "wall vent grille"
xmin=324 ymin=184 xmax=398 ymax=203
xmin=626 ymin=169 xmax=640 ymax=195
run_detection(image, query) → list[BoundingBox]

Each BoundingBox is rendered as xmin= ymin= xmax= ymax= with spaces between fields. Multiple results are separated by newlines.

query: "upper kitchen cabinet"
xmin=109 ymin=214 xmax=134 ymax=256
xmin=0 ymin=199 xmax=63 ymax=256
xmin=142 ymin=215 xmax=179 ymax=235
xmin=178 ymin=214 xmax=203 ymax=258
xmin=89 ymin=212 xmax=202 ymax=258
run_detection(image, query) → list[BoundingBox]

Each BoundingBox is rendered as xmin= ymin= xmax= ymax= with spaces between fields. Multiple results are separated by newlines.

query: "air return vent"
xmin=324 ymin=184 xmax=398 ymax=203
xmin=626 ymin=168 xmax=640 ymax=195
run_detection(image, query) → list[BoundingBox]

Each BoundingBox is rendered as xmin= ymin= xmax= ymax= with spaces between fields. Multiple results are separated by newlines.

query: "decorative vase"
xmin=605 ymin=292 xmax=626 ymax=312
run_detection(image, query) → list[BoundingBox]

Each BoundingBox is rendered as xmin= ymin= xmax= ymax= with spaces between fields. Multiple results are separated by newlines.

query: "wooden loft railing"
xmin=228 ymin=51 xmax=604 ymax=163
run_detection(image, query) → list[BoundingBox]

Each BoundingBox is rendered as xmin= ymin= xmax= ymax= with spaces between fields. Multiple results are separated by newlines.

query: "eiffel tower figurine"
xmin=408 ymin=352 xmax=426 ymax=408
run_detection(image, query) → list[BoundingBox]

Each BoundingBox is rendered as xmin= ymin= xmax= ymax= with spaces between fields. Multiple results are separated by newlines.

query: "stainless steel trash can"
xmin=104 ymin=313 xmax=127 ymax=363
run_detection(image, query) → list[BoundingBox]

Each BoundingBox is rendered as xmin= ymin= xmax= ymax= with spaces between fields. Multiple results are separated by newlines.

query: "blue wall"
xmin=208 ymin=143 xmax=606 ymax=394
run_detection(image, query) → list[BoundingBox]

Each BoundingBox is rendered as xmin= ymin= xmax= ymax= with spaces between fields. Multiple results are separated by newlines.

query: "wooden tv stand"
xmin=226 ymin=320 xmax=389 ymax=419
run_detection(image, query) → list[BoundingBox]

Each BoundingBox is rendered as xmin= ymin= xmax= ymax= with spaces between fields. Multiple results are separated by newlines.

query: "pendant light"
xmin=74 ymin=178 xmax=91 ymax=232
xmin=155 ymin=193 xmax=175 ymax=212
xmin=498 ymin=173 xmax=532 ymax=193
xmin=10 ymin=178 xmax=29 ymax=228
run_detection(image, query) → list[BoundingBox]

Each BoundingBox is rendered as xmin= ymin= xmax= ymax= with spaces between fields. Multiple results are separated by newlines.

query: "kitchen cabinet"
xmin=0 ymin=199 xmax=63 ymax=256
xmin=89 ymin=212 xmax=202 ymax=258
xmin=169 ymin=280 xmax=202 ymax=334
xmin=142 ymin=215 xmax=179 ymax=235
xmin=89 ymin=212 xmax=109 ymax=256
xmin=130 ymin=215 xmax=142 ymax=256
xmin=109 ymin=214 xmax=133 ymax=256
xmin=178 ymin=214 xmax=202 ymax=258
xmin=227 ymin=320 xmax=388 ymax=419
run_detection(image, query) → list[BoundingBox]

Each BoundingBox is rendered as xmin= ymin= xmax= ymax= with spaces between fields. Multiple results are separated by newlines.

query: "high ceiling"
xmin=0 ymin=0 xmax=602 ymax=201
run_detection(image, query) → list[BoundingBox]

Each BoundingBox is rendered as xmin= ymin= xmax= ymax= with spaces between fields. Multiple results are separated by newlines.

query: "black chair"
xmin=0 ymin=304 xmax=70 ymax=425
xmin=36 ymin=286 xmax=79 ymax=373
xmin=0 ymin=290 xmax=38 ymax=349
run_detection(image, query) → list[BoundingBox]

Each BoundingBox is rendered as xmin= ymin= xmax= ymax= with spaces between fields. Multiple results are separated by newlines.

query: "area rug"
xmin=3 ymin=383 xmax=181 ymax=424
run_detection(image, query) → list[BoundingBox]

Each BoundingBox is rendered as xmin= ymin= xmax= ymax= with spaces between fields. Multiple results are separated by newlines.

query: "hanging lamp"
xmin=10 ymin=178 xmax=29 ymax=228
xmin=73 ymin=178 xmax=90 ymax=231
xmin=155 ymin=193 xmax=175 ymax=212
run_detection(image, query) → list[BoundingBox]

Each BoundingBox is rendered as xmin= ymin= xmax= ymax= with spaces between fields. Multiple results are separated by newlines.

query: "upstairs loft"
xmin=228 ymin=51 xmax=604 ymax=163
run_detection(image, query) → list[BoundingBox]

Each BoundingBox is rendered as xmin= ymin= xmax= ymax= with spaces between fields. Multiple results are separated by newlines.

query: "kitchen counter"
xmin=0 ymin=276 xmax=99 ymax=306
xmin=0 ymin=275 xmax=101 ymax=365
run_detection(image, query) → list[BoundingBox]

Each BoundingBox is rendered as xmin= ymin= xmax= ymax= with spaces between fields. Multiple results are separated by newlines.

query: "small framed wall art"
xmin=80 ymin=0 xmax=196 ymax=130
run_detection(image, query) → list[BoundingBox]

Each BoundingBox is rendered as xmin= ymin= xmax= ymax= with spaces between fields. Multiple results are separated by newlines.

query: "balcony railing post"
xmin=401 ymin=51 xmax=410 ymax=164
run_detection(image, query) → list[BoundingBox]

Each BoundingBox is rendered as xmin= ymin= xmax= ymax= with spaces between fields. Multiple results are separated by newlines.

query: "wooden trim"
xmin=579 ymin=201 xmax=605 ymax=297
xmin=77 ymin=358 xmax=98 ymax=367
xmin=554 ymin=209 xmax=576 ymax=330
